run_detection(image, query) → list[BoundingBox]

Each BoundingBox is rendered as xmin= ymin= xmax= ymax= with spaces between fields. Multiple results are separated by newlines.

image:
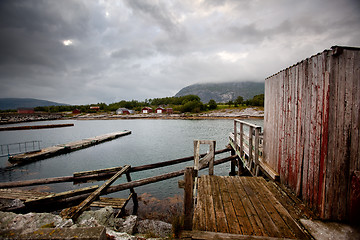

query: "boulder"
xmin=0 ymin=211 xmax=73 ymax=235
xmin=114 ymin=215 xmax=137 ymax=235
xmin=135 ymin=219 xmax=172 ymax=238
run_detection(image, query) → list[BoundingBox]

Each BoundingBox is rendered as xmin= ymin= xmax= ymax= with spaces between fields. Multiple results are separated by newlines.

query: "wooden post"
xmin=230 ymin=148 xmax=236 ymax=176
xmin=239 ymin=123 xmax=244 ymax=157
xmin=125 ymin=171 xmax=138 ymax=215
xmin=194 ymin=141 xmax=200 ymax=171
xmin=208 ymin=141 xmax=215 ymax=176
xmin=184 ymin=166 xmax=195 ymax=230
xmin=248 ymin=126 xmax=254 ymax=172
xmin=234 ymin=120 xmax=238 ymax=151
xmin=254 ymin=127 xmax=260 ymax=176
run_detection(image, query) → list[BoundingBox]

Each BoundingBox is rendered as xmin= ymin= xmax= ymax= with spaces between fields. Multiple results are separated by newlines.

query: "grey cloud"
xmin=0 ymin=0 xmax=359 ymax=104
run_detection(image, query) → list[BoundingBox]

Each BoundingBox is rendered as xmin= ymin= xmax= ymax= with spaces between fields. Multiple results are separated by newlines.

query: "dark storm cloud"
xmin=0 ymin=0 xmax=359 ymax=104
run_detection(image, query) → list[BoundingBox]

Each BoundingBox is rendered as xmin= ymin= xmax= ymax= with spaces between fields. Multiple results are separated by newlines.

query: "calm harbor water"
xmin=0 ymin=119 xmax=263 ymax=200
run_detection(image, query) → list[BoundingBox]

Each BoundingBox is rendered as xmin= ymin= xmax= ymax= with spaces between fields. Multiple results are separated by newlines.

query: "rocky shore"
xmin=0 ymin=207 xmax=173 ymax=239
xmin=71 ymin=107 xmax=264 ymax=121
xmin=0 ymin=113 xmax=63 ymax=125
xmin=0 ymin=108 xmax=264 ymax=124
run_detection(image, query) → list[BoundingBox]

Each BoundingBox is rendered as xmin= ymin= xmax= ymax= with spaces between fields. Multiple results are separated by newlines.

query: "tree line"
xmin=33 ymin=94 xmax=264 ymax=114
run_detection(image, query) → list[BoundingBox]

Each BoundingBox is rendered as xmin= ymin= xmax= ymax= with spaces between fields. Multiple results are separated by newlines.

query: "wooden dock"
xmin=183 ymin=175 xmax=309 ymax=239
xmin=181 ymin=139 xmax=314 ymax=239
xmin=8 ymin=130 xmax=131 ymax=164
xmin=0 ymin=188 xmax=132 ymax=214
xmin=0 ymin=123 xmax=74 ymax=131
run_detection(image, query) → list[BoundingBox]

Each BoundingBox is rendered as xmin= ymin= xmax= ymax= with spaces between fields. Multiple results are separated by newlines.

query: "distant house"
xmin=116 ymin=108 xmax=131 ymax=114
xmin=90 ymin=106 xmax=100 ymax=111
xmin=166 ymin=108 xmax=173 ymax=114
xmin=17 ymin=108 xmax=34 ymax=114
xmin=156 ymin=107 xmax=165 ymax=114
xmin=72 ymin=109 xmax=81 ymax=114
xmin=142 ymin=107 xmax=153 ymax=114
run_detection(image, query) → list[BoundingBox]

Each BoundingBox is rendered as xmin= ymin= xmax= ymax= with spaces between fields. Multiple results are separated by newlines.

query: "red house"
xmin=166 ymin=108 xmax=173 ymax=114
xmin=72 ymin=109 xmax=81 ymax=114
xmin=17 ymin=108 xmax=34 ymax=114
xmin=142 ymin=107 xmax=153 ymax=113
xmin=156 ymin=107 xmax=165 ymax=114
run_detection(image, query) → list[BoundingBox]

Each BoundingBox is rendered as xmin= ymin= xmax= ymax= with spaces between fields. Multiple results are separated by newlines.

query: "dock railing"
xmin=0 ymin=140 xmax=41 ymax=157
xmin=231 ymin=120 xmax=262 ymax=176
xmin=229 ymin=119 xmax=279 ymax=181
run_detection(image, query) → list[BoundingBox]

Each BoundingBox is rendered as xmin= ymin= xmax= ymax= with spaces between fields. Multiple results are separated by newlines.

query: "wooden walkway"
xmin=8 ymin=130 xmax=131 ymax=164
xmin=0 ymin=188 xmax=132 ymax=213
xmin=183 ymin=175 xmax=310 ymax=239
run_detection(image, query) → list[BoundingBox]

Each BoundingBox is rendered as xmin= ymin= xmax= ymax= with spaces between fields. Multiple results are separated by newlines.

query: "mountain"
xmin=175 ymin=81 xmax=264 ymax=103
xmin=0 ymin=98 xmax=68 ymax=110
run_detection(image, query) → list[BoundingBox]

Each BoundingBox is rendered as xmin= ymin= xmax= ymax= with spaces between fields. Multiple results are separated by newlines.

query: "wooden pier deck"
xmin=8 ymin=130 xmax=131 ymax=164
xmin=182 ymin=175 xmax=310 ymax=239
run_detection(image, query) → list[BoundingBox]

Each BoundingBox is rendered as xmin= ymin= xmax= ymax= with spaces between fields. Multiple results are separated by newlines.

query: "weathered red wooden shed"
xmin=264 ymin=46 xmax=360 ymax=223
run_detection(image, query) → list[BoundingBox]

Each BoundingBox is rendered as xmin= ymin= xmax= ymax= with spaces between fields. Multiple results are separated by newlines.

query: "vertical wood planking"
xmin=295 ymin=62 xmax=304 ymax=197
xmin=302 ymin=58 xmax=311 ymax=204
xmin=324 ymin=52 xmax=338 ymax=219
xmin=319 ymin=55 xmax=330 ymax=218
xmin=350 ymin=50 xmax=360 ymax=178
xmin=278 ymin=71 xmax=285 ymax=183
xmin=264 ymin=47 xmax=359 ymax=221
xmin=341 ymin=49 xmax=354 ymax=220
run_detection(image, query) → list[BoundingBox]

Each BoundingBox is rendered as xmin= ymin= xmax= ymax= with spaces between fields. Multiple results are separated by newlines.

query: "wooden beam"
xmin=25 ymin=186 xmax=99 ymax=206
xmin=181 ymin=230 xmax=295 ymax=240
xmin=62 ymin=165 xmax=130 ymax=220
xmin=184 ymin=167 xmax=195 ymax=230
xmin=8 ymin=156 xmax=236 ymax=213
xmin=0 ymin=147 xmax=231 ymax=189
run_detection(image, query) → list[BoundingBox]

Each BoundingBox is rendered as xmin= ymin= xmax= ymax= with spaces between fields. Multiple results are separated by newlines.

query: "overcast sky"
xmin=0 ymin=0 xmax=359 ymax=105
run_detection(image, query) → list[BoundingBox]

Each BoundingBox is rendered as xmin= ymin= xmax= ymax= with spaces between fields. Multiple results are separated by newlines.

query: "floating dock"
xmin=8 ymin=130 xmax=131 ymax=164
xmin=0 ymin=123 xmax=74 ymax=131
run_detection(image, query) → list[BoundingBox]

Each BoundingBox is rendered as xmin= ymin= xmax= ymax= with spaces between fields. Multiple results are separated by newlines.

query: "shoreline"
xmin=0 ymin=107 xmax=264 ymax=124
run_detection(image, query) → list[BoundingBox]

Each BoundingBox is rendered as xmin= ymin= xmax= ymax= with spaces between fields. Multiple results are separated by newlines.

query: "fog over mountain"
xmin=175 ymin=81 xmax=264 ymax=103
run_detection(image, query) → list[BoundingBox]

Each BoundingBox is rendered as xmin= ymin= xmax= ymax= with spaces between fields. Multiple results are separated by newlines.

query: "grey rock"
xmin=115 ymin=215 xmax=137 ymax=235
xmin=135 ymin=219 xmax=172 ymax=238
xmin=0 ymin=211 xmax=72 ymax=235
xmin=76 ymin=206 xmax=114 ymax=227
xmin=106 ymin=228 xmax=137 ymax=240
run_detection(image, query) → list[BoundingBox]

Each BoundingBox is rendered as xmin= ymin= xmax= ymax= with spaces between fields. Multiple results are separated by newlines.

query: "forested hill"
xmin=175 ymin=81 xmax=264 ymax=103
xmin=0 ymin=98 xmax=67 ymax=110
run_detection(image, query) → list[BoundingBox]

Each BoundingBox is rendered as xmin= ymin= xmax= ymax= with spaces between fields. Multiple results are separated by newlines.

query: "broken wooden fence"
xmin=0 ymin=146 xmax=233 ymax=215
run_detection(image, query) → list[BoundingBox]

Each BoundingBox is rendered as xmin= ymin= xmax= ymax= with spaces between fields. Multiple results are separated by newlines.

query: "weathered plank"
xmin=202 ymin=175 xmax=217 ymax=232
xmin=182 ymin=230 xmax=295 ymax=240
xmin=253 ymin=178 xmax=309 ymax=239
xmin=216 ymin=176 xmax=241 ymax=234
xmin=62 ymin=165 xmax=130 ymax=220
xmin=0 ymin=148 xmax=231 ymax=189
xmin=210 ymin=176 xmax=229 ymax=233
xmin=223 ymin=177 xmax=254 ymax=235
xmin=232 ymin=177 xmax=266 ymax=236
xmin=184 ymin=167 xmax=195 ymax=230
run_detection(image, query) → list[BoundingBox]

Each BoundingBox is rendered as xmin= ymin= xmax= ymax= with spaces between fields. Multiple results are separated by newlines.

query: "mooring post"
xmin=230 ymin=148 xmax=236 ymax=176
xmin=126 ymin=171 xmax=138 ymax=215
xmin=184 ymin=166 xmax=195 ymax=230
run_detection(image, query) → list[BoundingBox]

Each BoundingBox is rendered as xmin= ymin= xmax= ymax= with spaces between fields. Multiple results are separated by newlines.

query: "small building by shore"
xmin=116 ymin=108 xmax=134 ymax=114
xmin=156 ymin=107 xmax=165 ymax=114
xmin=17 ymin=108 xmax=34 ymax=114
xmin=142 ymin=107 xmax=153 ymax=113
